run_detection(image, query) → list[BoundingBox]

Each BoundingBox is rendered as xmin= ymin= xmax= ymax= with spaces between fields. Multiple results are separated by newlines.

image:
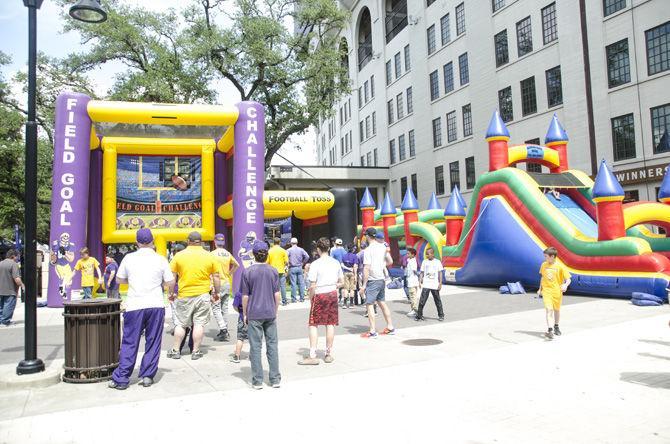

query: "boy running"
xmin=538 ymin=247 xmax=571 ymax=339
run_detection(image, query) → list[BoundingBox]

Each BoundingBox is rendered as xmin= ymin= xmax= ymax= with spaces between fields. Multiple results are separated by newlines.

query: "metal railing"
xmin=358 ymin=34 xmax=373 ymax=71
xmin=385 ymin=1 xmax=408 ymax=43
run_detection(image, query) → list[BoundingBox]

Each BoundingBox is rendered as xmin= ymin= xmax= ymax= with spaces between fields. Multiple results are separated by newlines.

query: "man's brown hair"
xmin=316 ymin=237 xmax=330 ymax=253
xmin=543 ymin=247 xmax=558 ymax=257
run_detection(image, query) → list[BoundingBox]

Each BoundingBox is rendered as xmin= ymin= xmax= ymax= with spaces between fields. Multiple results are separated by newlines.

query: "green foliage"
xmin=62 ymin=0 xmax=350 ymax=167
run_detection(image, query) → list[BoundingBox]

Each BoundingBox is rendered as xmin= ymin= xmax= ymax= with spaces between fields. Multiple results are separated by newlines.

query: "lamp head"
xmin=69 ymin=0 xmax=107 ymax=24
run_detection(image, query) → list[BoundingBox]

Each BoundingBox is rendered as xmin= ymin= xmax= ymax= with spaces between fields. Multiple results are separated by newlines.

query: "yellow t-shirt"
xmin=539 ymin=260 xmax=571 ymax=301
xmin=74 ymin=257 xmax=99 ymax=287
xmin=170 ymin=246 xmax=220 ymax=298
xmin=211 ymin=248 xmax=239 ymax=289
xmin=267 ymin=245 xmax=288 ymax=274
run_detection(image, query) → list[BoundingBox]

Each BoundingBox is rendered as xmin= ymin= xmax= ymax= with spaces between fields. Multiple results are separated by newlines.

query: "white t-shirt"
xmin=420 ymin=258 xmax=444 ymax=290
xmin=308 ymin=255 xmax=343 ymax=294
xmin=117 ymin=248 xmax=173 ymax=312
xmin=406 ymin=257 xmax=419 ymax=288
xmin=363 ymin=241 xmax=390 ymax=281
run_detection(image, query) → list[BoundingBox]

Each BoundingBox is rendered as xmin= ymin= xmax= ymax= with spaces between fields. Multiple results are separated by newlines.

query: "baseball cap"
xmin=214 ymin=233 xmax=225 ymax=246
xmin=252 ymin=241 xmax=269 ymax=253
xmin=364 ymin=227 xmax=377 ymax=237
xmin=136 ymin=228 xmax=154 ymax=245
xmin=375 ymin=232 xmax=385 ymax=240
xmin=335 ymin=238 xmax=343 ymax=245
xmin=188 ymin=231 xmax=202 ymax=242
xmin=290 ymin=237 xmax=298 ymax=244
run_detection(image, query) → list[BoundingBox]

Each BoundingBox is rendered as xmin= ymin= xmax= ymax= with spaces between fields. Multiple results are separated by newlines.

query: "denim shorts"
xmin=365 ymin=279 xmax=386 ymax=304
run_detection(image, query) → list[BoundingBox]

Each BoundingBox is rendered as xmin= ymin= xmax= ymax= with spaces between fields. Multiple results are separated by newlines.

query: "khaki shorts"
xmin=343 ymin=272 xmax=356 ymax=291
xmin=175 ymin=293 xmax=211 ymax=328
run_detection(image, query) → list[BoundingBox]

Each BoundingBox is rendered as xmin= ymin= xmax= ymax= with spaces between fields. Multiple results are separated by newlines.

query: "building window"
xmin=432 ymin=117 xmax=442 ymax=147
xmin=603 ymin=0 xmax=626 ymax=17
xmin=456 ymin=3 xmax=465 ymax=36
xmin=499 ymin=86 xmax=513 ymax=122
xmin=427 ymin=25 xmax=436 ymax=55
xmin=358 ymin=8 xmax=373 ymax=70
xmin=365 ymin=115 xmax=371 ymax=139
xmin=396 ymin=93 xmax=404 ymax=119
xmin=359 ymin=120 xmax=364 ymax=142
xmin=370 ymin=75 xmax=375 ymax=98
xmin=524 ymin=138 xmax=542 ymax=172
xmin=465 ymin=156 xmax=475 ymax=188
xmin=388 ymin=100 xmax=395 ymax=124
xmin=373 ymin=148 xmax=378 ymax=166
xmin=516 ymin=16 xmax=533 ymax=57
xmin=462 ymin=104 xmax=472 ymax=137
xmin=389 ymin=139 xmax=397 ymax=164
xmin=459 ymin=53 xmax=469 ymax=85
xmin=385 ymin=0 xmax=408 ymax=43
xmin=541 ymin=3 xmax=557 ymax=45
xmin=367 ymin=151 xmax=372 ymax=166
xmin=358 ymin=87 xmax=363 ymax=108
xmin=364 ymin=80 xmax=369 ymax=103
xmin=399 ymin=134 xmax=407 ymax=161
xmin=340 ymin=137 xmax=344 ymax=156
xmin=411 ymin=174 xmax=418 ymax=199
xmin=606 ymin=39 xmax=630 ymax=88
xmin=400 ymin=176 xmax=408 ymax=199
xmin=406 ymin=87 xmax=413 ymax=114
xmin=651 ymin=103 xmax=670 ymax=153
xmin=440 ymin=14 xmax=451 ymax=46
xmin=372 ymin=111 xmax=377 ymax=135
xmin=430 ymin=70 xmax=440 ymax=100
xmin=447 ymin=111 xmax=458 ymax=142
xmin=386 ymin=60 xmax=392 ymax=85
xmin=520 ymin=76 xmax=537 ymax=116
xmin=443 ymin=62 xmax=454 ymax=93
xmin=394 ymin=51 xmax=402 ymax=79
xmin=409 ymin=129 xmax=416 ymax=157
xmin=494 ymin=30 xmax=509 ymax=67
xmin=611 ymin=113 xmax=636 ymax=161
xmin=360 ymin=156 xmax=365 ymax=166
xmin=428 ymin=0 xmax=436 ymax=6
xmin=435 ymin=165 xmax=445 ymax=195
xmin=404 ymin=44 xmax=411 ymax=71
xmin=646 ymin=21 xmax=670 ymax=76
xmin=492 ymin=0 xmax=505 ymax=12
xmin=449 ymin=161 xmax=461 ymax=191
xmin=545 ymin=66 xmax=563 ymax=107
xmin=623 ymin=189 xmax=639 ymax=203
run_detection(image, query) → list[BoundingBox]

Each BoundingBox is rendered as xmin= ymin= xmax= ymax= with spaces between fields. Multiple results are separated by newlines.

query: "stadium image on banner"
xmin=116 ymin=155 xmax=202 ymax=230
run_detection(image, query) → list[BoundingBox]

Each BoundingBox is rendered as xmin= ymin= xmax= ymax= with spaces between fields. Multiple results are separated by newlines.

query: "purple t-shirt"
xmin=240 ymin=263 xmax=280 ymax=320
xmin=287 ymin=246 xmax=309 ymax=267
xmin=104 ymin=262 xmax=119 ymax=289
xmin=342 ymin=252 xmax=358 ymax=272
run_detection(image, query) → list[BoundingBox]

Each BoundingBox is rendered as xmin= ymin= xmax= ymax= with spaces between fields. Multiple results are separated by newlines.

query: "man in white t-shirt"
xmin=359 ymin=227 xmax=395 ymax=338
xmin=108 ymin=229 xmax=175 ymax=390
xmin=416 ymin=247 xmax=445 ymax=322
xmin=298 ymin=237 xmax=343 ymax=365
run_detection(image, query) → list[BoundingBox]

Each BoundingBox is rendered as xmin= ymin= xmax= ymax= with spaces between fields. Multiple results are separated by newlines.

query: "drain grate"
xmin=402 ymin=338 xmax=443 ymax=346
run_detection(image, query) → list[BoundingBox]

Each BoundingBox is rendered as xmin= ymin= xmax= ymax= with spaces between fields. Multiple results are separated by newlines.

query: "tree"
xmin=61 ymin=0 xmax=351 ymax=168
xmin=0 ymin=52 xmax=92 ymax=242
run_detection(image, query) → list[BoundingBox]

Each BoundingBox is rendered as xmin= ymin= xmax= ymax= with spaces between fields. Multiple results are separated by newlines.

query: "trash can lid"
xmin=63 ymin=298 xmax=121 ymax=307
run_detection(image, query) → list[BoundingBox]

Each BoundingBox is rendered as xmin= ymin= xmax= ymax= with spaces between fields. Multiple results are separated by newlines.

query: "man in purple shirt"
xmin=287 ymin=237 xmax=309 ymax=303
xmin=241 ymin=241 xmax=281 ymax=389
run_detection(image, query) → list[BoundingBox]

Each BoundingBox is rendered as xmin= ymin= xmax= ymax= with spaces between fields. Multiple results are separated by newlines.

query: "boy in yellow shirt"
xmin=267 ymin=237 xmax=289 ymax=305
xmin=74 ymin=248 xmax=102 ymax=299
xmin=538 ymin=247 xmax=571 ymax=339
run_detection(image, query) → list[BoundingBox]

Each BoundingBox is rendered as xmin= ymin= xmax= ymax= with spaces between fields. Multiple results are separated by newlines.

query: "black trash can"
xmin=63 ymin=298 xmax=121 ymax=383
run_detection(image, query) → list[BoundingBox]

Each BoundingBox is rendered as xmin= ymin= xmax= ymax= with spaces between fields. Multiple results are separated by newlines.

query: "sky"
xmin=0 ymin=0 xmax=316 ymax=166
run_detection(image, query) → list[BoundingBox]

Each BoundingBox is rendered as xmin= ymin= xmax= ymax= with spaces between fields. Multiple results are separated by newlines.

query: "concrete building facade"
xmin=311 ymin=0 xmax=670 ymax=208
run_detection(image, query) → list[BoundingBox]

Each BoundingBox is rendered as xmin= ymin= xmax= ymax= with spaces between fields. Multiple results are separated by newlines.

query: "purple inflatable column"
xmin=232 ymin=102 xmax=265 ymax=291
xmin=87 ymin=149 xmax=103 ymax=268
xmin=214 ymin=151 xmax=227 ymax=240
xmin=47 ymin=92 xmax=92 ymax=307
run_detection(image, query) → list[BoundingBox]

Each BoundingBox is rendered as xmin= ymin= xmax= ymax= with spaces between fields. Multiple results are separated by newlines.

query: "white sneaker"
xmin=406 ymin=310 xmax=416 ymax=317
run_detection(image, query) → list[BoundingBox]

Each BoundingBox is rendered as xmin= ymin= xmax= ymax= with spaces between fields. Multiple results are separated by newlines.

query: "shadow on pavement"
xmin=639 ymin=339 xmax=670 ymax=347
xmin=620 ymin=372 xmax=670 ymax=389
xmin=638 ymin=352 xmax=670 ymax=361
xmin=514 ymin=330 xmax=547 ymax=339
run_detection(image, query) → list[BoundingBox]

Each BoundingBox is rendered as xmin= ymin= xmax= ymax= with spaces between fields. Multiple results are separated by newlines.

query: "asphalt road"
xmin=0 ymin=288 xmax=600 ymax=365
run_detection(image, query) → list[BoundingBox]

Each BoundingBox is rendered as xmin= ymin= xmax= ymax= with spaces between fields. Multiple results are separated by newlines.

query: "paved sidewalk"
xmin=0 ymin=297 xmax=668 ymax=443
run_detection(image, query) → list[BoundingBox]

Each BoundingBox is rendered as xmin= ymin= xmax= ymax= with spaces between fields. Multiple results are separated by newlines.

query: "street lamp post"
xmin=17 ymin=0 xmax=107 ymax=376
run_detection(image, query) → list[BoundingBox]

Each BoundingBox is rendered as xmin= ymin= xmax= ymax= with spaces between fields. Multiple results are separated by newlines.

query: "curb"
xmin=0 ymin=359 xmax=62 ymax=390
